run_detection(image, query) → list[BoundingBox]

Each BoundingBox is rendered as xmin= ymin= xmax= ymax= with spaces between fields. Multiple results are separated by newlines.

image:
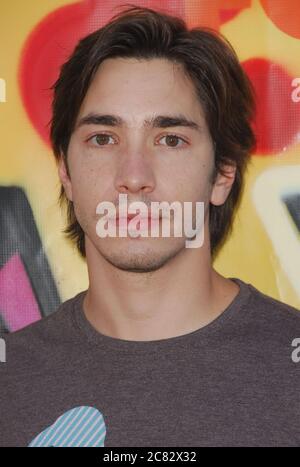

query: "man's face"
xmin=61 ymin=57 xmax=232 ymax=272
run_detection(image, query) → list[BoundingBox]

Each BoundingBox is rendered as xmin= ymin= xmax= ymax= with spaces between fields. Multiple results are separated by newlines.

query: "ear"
xmin=210 ymin=164 xmax=237 ymax=206
xmin=58 ymin=156 xmax=73 ymax=201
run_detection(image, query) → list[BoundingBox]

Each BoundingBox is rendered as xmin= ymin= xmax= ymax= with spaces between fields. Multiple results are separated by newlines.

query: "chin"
xmin=98 ymin=239 xmax=185 ymax=273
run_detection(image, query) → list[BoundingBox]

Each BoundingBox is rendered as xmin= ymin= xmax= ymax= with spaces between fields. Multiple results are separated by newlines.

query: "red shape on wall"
xmin=185 ymin=0 xmax=251 ymax=30
xmin=19 ymin=1 xmax=93 ymax=147
xmin=260 ymin=0 xmax=300 ymax=40
xmin=220 ymin=0 xmax=251 ymax=24
xmin=242 ymin=58 xmax=300 ymax=155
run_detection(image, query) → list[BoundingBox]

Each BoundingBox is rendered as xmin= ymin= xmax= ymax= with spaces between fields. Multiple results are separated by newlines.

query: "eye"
xmin=157 ymin=134 xmax=188 ymax=148
xmin=87 ymin=133 xmax=117 ymax=147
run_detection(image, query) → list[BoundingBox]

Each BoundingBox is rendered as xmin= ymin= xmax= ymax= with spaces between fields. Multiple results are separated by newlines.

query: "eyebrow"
xmin=75 ymin=113 xmax=202 ymax=133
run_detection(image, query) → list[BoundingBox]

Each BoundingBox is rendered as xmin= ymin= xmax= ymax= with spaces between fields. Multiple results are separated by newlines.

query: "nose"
xmin=114 ymin=149 xmax=156 ymax=195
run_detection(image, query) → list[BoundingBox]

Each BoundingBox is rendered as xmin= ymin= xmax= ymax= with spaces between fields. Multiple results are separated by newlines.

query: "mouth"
xmin=116 ymin=214 xmax=161 ymax=220
xmin=116 ymin=214 xmax=161 ymax=225
xmin=115 ymin=210 xmax=162 ymax=221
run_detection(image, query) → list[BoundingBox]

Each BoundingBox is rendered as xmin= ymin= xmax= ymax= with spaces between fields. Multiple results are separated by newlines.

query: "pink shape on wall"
xmin=0 ymin=253 xmax=41 ymax=332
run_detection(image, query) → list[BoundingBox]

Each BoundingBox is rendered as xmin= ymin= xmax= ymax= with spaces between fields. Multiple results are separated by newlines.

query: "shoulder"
xmin=0 ymin=290 xmax=86 ymax=376
xmin=237 ymin=278 xmax=300 ymax=339
xmin=247 ymin=280 xmax=300 ymax=318
xmin=228 ymin=278 xmax=300 ymax=371
xmin=3 ymin=290 xmax=86 ymax=343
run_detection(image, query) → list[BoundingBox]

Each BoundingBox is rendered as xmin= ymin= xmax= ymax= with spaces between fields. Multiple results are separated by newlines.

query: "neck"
xmin=82 ymin=232 xmax=239 ymax=341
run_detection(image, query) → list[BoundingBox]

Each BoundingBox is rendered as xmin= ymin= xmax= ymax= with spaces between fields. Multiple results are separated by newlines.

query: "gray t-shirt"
xmin=1 ymin=277 xmax=300 ymax=447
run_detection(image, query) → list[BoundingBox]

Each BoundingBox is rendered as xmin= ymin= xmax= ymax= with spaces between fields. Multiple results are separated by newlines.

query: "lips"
xmin=116 ymin=214 xmax=160 ymax=221
xmin=116 ymin=213 xmax=139 ymax=221
xmin=114 ymin=214 xmax=161 ymax=232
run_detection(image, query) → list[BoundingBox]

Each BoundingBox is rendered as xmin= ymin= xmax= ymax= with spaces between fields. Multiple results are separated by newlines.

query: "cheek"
xmin=68 ymin=145 xmax=102 ymax=200
xmin=172 ymin=161 xmax=213 ymax=203
xmin=69 ymin=165 xmax=115 ymax=232
xmin=67 ymin=157 xmax=98 ymax=217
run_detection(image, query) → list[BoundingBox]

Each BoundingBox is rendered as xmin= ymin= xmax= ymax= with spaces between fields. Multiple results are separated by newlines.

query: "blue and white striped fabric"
xmin=28 ymin=406 xmax=106 ymax=447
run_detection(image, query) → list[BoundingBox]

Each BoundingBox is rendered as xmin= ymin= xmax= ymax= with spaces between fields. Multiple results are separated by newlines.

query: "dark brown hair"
xmin=49 ymin=3 xmax=256 ymax=258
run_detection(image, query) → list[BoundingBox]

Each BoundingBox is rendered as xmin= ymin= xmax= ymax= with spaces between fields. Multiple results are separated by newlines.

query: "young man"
xmin=1 ymin=5 xmax=300 ymax=447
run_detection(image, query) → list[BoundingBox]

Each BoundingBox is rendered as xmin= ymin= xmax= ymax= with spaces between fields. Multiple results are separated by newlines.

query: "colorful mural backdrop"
xmin=0 ymin=0 xmax=299 ymax=334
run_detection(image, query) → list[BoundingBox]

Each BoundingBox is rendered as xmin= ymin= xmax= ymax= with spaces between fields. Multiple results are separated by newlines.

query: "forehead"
xmin=77 ymin=57 xmax=205 ymax=125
